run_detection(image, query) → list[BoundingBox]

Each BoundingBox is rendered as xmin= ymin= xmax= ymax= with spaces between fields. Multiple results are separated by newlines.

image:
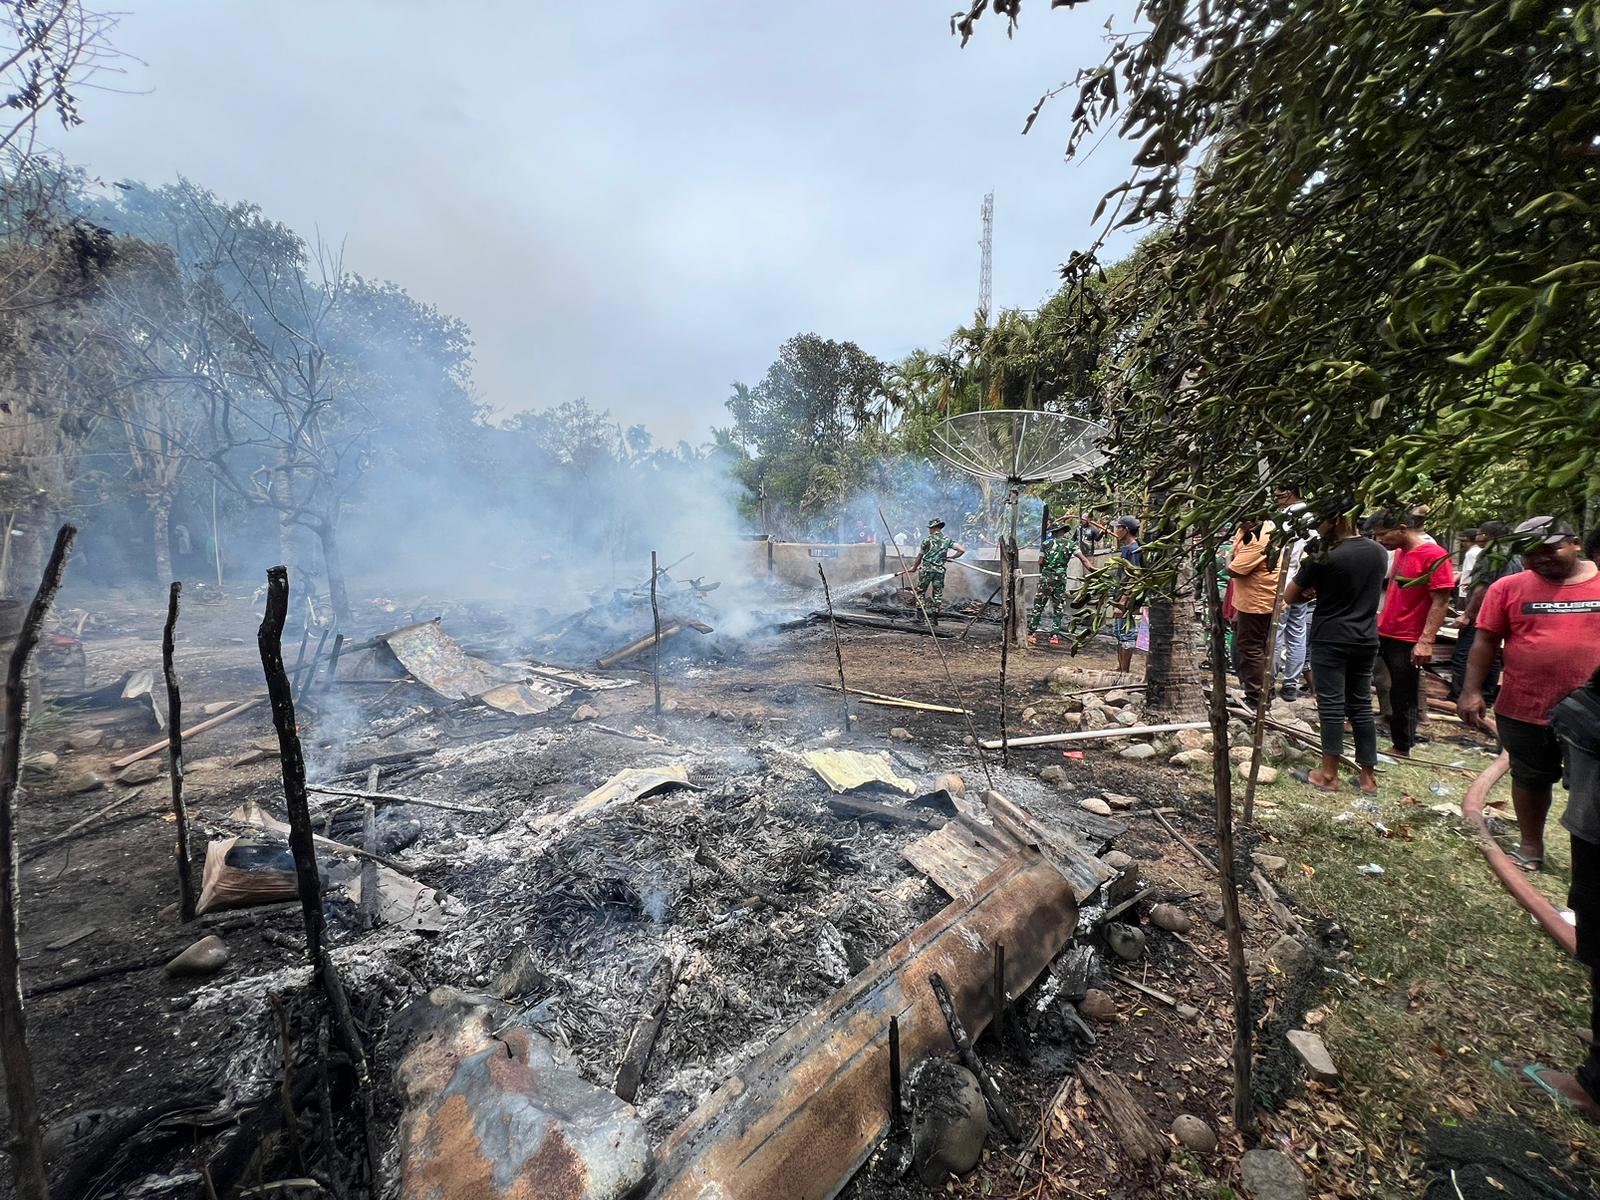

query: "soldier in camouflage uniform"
xmin=909 ymin=518 xmax=965 ymax=623
xmin=1028 ymin=523 xmax=1073 ymax=645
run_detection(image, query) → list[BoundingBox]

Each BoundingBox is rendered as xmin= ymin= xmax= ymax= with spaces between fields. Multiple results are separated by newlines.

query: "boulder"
xmin=23 ymin=751 xmax=58 ymax=775
xmin=1104 ymin=791 xmax=1139 ymax=809
xmin=1228 ymin=745 xmax=1256 ymax=764
xmin=165 ymin=935 xmax=229 ymax=978
xmin=1078 ymin=988 xmax=1117 ymax=1022
xmin=1235 ymin=761 xmax=1278 ymax=783
xmin=62 ymin=769 xmax=105 ymax=795
xmin=1173 ymin=728 xmax=1208 ymax=752
xmin=116 ymin=761 xmax=163 ymax=790
xmin=1104 ymin=922 xmax=1145 ymax=962
xmin=66 ymin=729 xmax=105 ymax=752
xmin=1114 ymin=709 xmax=1140 ymax=727
xmin=1285 ymin=1029 xmax=1338 ymax=1083
xmin=1240 ymin=1147 xmax=1308 ymax=1200
xmin=1039 ymin=765 xmax=1069 ymax=787
xmin=1118 ymin=743 xmax=1156 ymax=760
xmin=1101 ymin=850 xmax=1134 ymax=872
xmin=395 ymin=989 xmax=652 ymax=1200
xmin=1078 ymin=797 xmax=1113 ymax=816
xmin=1149 ymin=903 xmax=1193 ymax=934
xmin=1170 ymin=748 xmax=1211 ymax=769
xmin=1056 ymin=712 xmax=1084 ymax=730
xmin=1251 ymin=851 xmax=1289 ymax=876
xmin=907 ymin=1058 xmax=988 ymax=1184
xmin=1171 ymin=1114 xmax=1218 ymax=1153
xmin=1021 ymin=706 xmax=1038 ymax=722
xmin=1267 ymin=935 xmax=1306 ymax=972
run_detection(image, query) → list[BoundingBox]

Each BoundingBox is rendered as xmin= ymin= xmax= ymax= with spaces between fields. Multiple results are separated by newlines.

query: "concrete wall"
xmin=757 ymin=541 xmax=887 ymax=589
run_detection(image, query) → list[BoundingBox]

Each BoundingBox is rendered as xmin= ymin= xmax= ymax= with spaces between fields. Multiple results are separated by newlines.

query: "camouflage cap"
xmin=929 ymin=518 xmax=945 ymax=529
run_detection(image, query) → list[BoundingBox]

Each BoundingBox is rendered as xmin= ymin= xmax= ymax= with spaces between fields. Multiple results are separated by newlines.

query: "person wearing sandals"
xmin=1460 ymin=517 xmax=1600 ymax=873
xmin=1282 ymin=498 xmax=1388 ymax=793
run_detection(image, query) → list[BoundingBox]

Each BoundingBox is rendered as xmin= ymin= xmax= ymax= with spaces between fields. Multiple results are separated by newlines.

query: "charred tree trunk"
xmin=1203 ymin=539 xmax=1255 ymax=1138
xmin=317 ymin=522 xmax=353 ymax=629
xmin=152 ymin=494 xmax=173 ymax=585
xmin=1 ymin=524 xmax=75 ymax=1200
xmin=162 ymin=582 xmax=196 ymax=922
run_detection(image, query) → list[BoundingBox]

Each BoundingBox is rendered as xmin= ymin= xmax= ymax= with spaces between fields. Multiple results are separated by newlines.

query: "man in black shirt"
xmin=1283 ymin=500 xmax=1390 ymax=792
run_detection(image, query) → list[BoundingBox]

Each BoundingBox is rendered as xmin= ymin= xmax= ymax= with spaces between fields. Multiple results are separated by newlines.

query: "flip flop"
xmin=1290 ymin=767 xmax=1339 ymax=793
xmin=1493 ymin=1060 xmax=1597 ymax=1121
xmin=1506 ymin=848 xmax=1544 ymax=873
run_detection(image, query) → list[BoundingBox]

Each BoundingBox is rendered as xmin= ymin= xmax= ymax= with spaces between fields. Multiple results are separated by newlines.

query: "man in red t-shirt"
xmin=1374 ymin=512 xmax=1455 ymax=756
xmin=1461 ymin=516 xmax=1600 ymax=870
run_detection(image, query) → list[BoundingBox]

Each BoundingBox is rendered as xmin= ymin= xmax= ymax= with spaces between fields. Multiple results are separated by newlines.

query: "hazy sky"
xmin=57 ymin=1 xmax=1135 ymax=442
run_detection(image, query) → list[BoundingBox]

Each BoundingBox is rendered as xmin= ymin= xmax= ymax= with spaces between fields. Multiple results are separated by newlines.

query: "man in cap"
xmin=1028 ymin=519 xmax=1074 ymax=646
xmin=908 ymin=518 xmax=966 ymax=624
xmin=1075 ymin=515 xmax=1144 ymax=673
xmin=1373 ymin=510 xmax=1455 ymax=756
xmin=1460 ymin=516 xmax=1600 ymax=871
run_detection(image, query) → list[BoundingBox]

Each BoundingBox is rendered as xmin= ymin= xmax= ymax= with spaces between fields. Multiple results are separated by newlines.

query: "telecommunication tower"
xmin=978 ymin=191 xmax=993 ymax=322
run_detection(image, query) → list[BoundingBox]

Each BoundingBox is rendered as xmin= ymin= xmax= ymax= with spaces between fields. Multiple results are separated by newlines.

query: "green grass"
xmin=1253 ymin=754 xmax=1595 ymax=1192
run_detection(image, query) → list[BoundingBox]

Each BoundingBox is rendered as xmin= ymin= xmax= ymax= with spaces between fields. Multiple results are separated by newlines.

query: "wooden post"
xmin=1243 ymin=544 xmax=1293 ymax=823
xmin=162 ymin=581 xmax=197 ymax=922
xmin=650 ymin=551 xmax=663 ymax=722
xmin=211 ymin=478 xmax=223 ymax=587
xmin=0 ymin=523 xmax=75 ymax=1200
xmin=888 ymin=1014 xmax=903 ymax=1129
xmin=359 ymin=764 xmax=379 ymax=932
xmin=259 ymin=565 xmax=381 ymax=1180
xmin=1203 ymin=542 xmax=1255 ymax=1136
xmin=817 ymin=564 xmax=851 ymax=732
xmin=322 ymin=632 xmax=345 ymax=692
xmin=998 ymin=534 xmax=1014 ymax=766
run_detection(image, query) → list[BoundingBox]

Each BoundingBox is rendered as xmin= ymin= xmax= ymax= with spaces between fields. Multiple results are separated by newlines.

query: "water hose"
xmin=1461 ymin=749 xmax=1576 ymax=955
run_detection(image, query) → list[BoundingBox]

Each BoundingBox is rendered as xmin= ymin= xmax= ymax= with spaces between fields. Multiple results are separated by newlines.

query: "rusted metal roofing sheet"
xmin=378 ymin=619 xmax=512 ymax=701
xmin=645 ymin=851 xmax=1078 ymax=1200
xmin=903 ymin=814 xmax=1020 ymax=901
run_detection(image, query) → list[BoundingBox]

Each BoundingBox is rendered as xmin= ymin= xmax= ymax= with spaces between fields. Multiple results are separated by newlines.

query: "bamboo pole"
xmin=162 ymin=582 xmax=196 ymax=922
xmin=0 ymin=523 xmax=75 ymax=1200
xmin=978 ymin=721 xmax=1207 ymax=750
xmin=650 ymin=551 xmax=662 ymax=722
xmin=817 ymin=564 xmax=851 ymax=732
xmin=110 ymin=697 xmax=262 ymax=768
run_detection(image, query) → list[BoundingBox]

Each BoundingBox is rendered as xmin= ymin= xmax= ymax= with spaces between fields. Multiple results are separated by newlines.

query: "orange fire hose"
xmin=1461 ymin=749 xmax=1577 ymax=956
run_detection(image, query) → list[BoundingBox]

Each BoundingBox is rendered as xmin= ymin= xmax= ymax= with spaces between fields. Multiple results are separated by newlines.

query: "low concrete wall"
xmin=759 ymin=541 xmax=887 ymax=589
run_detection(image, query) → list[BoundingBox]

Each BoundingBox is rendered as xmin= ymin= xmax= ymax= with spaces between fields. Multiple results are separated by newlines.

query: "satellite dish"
xmin=929 ymin=408 xmax=1108 ymax=485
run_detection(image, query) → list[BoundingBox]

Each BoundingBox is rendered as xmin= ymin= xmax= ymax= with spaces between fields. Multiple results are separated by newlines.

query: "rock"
xmin=889 ymin=727 xmax=914 ymax=741
xmin=1104 ymin=922 xmax=1145 ymax=962
xmin=117 ymin=759 xmax=163 ymax=785
xmin=1229 ymin=744 xmax=1256 ymax=764
xmin=66 ymin=729 xmax=105 ymax=751
xmin=1102 ymin=850 xmax=1139 ymax=901
xmin=1078 ymin=988 xmax=1117 ymax=1021
xmin=1170 ymin=748 xmax=1211 ymax=769
xmin=1149 ymin=903 xmax=1193 ymax=934
xmin=395 ymin=990 xmax=653 ymax=1200
xmin=1286 ymin=1029 xmax=1338 ymax=1083
xmin=1204 ymin=902 xmax=1225 ymax=926
xmin=185 ymin=756 xmax=228 ymax=774
xmin=1267 ymin=934 xmax=1306 ymax=971
xmin=1251 ymin=851 xmax=1288 ymax=876
xmin=1170 ymin=1114 xmax=1217 ymax=1153
xmin=492 ymin=949 xmax=555 ymax=1001
xmin=1021 ymin=706 xmax=1038 ymax=722
xmin=202 ymin=701 xmax=239 ymax=715
xmin=1236 ymin=761 xmax=1278 ymax=783
xmin=570 ymin=704 xmax=600 ymax=722
xmin=934 ymin=773 xmax=966 ymax=795
xmin=1104 ymin=791 xmax=1140 ymax=809
xmin=1240 ymin=1147 xmax=1308 ymax=1200
xmin=1078 ymin=797 xmax=1113 ymax=816
xmin=1173 ymin=729 xmax=1207 ymax=752
xmin=1082 ymin=706 xmax=1110 ymax=729
xmin=1102 ymin=850 xmax=1134 ymax=871
xmin=1114 ymin=709 xmax=1140 ymax=727
xmin=22 ymin=750 xmax=58 ymax=774
xmin=1103 ymin=689 xmax=1130 ymax=705
xmin=1118 ymin=743 xmax=1156 ymax=760
xmin=1039 ymin=765 xmax=1069 ymax=787
xmin=62 ymin=769 xmax=105 ymax=795
xmin=907 ymin=1058 xmax=988 ymax=1184
xmin=165 ymin=935 xmax=229 ymax=978
xmin=1056 ymin=712 xmax=1083 ymax=730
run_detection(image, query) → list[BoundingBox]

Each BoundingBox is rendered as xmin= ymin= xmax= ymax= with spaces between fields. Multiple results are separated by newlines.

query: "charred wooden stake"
xmin=888 ymin=1015 xmax=903 ymax=1130
xmin=358 ymin=765 xmax=379 ymax=932
xmin=322 ymin=632 xmax=345 ymax=692
xmin=297 ymin=625 xmax=332 ymax=695
xmin=259 ymin=565 xmax=381 ymax=1183
xmin=0 ymin=524 xmax=74 ymax=1200
xmin=928 ymin=971 xmax=1022 ymax=1143
xmin=614 ymin=953 xmax=680 ymax=1104
xmin=817 ymin=564 xmax=852 ymax=732
xmin=650 ymin=550 xmax=663 ymax=722
xmin=163 ymin=581 xmax=197 ymax=921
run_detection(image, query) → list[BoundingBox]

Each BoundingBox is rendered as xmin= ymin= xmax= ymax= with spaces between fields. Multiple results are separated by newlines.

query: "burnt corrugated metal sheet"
xmin=379 ymin=619 xmax=511 ymax=701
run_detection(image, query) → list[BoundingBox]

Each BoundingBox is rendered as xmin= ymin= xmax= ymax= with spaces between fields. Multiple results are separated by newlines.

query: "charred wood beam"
xmin=928 ymin=971 xmax=1023 ymax=1143
xmin=163 ymin=581 xmax=197 ymax=922
xmin=614 ymin=953 xmax=680 ymax=1104
xmin=1 ymin=525 xmax=75 ymax=1200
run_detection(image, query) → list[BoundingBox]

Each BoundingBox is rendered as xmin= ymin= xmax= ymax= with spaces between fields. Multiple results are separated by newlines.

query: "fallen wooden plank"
xmin=110 ymin=698 xmax=263 ymax=769
xmin=644 ymin=851 xmax=1078 ymax=1200
xmin=813 ymin=683 xmax=970 ymax=715
xmin=305 ymin=784 xmax=495 ymax=815
xmin=596 ymin=621 xmax=713 ymax=670
xmin=826 ymin=794 xmax=945 ymax=829
xmin=1077 ymin=1064 xmax=1168 ymax=1168
xmin=979 ymin=721 xmax=1209 ymax=751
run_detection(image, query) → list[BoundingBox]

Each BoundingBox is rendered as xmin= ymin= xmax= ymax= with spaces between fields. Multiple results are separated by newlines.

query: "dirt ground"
xmin=6 ymin=583 xmax=1597 ymax=1199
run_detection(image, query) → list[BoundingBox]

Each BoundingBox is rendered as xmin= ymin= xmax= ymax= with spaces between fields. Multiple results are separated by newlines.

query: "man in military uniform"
xmin=1028 ymin=521 xmax=1073 ymax=646
xmin=908 ymin=518 xmax=965 ymax=623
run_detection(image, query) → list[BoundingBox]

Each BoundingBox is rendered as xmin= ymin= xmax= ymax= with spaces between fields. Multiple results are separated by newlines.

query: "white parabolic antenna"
xmin=929 ymin=408 xmax=1108 ymax=485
